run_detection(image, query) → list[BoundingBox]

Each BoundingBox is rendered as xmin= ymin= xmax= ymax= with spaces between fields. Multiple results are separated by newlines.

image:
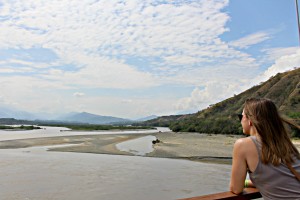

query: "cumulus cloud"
xmin=259 ymin=49 xmax=300 ymax=81
xmin=175 ymin=81 xmax=242 ymax=112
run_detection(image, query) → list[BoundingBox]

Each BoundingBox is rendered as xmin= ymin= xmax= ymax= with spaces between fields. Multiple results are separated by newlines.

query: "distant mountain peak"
xmin=57 ymin=111 xmax=131 ymax=124
xmin=135 ymin=115 xmax=158 ymax=121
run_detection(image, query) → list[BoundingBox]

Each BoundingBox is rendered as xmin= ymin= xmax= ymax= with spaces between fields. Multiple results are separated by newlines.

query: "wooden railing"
xmin=179 ymin=188 xmax=262 ymax=200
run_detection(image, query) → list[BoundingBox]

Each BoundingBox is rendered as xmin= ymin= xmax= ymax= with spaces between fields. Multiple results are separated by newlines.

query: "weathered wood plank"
xmin=178 ymin=188 xmax=261 ymax=200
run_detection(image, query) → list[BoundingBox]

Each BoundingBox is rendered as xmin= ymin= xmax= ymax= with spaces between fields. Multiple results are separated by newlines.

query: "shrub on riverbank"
xmin=0 ymin=125 xmax=42 ymax=130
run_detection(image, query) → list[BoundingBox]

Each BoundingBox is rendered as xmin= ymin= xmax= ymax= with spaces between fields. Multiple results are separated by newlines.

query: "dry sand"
xmin=148 ymin=132 xmax=241 ymax=164
xmin=0 ymin=131 xmax=299 ymax=165
xmin=0 ymin=132 xmax=240 ymax=164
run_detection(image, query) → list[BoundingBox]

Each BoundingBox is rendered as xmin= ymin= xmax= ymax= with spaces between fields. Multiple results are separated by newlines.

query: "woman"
xmin=230 ymin=98 xmax=300 ymax=199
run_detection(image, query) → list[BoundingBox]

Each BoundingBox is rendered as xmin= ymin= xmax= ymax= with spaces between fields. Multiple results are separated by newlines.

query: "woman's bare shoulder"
xmin=234 ymin=137 xmax=253 ymax=145
xmin=233 ymin=137 xmax=254 ymax=152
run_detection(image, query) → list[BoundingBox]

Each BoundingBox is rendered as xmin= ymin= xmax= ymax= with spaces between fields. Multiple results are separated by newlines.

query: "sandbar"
xmin=0 ymin=131 xmax=299 ymax=164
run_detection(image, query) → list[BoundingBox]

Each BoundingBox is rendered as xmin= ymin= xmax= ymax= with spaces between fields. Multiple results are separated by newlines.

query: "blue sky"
xmin=0 ymin=0 xmax=299 ymax=119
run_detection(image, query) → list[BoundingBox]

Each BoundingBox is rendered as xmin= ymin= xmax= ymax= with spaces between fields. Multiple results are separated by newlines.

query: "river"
xmin=0 ymin=127 xmax=232 ymax=200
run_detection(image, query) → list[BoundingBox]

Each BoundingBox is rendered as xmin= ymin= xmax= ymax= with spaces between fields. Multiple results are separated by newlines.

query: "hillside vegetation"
xmin=142 ymin=68 xmax=300 ymax=137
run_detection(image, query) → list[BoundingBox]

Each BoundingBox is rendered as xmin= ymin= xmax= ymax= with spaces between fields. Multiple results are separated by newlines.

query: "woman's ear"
xmin=249 ymin=120 xmax=252 ymax=126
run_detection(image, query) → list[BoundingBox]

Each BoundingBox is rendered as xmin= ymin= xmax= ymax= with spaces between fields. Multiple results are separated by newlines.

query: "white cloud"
xmin=73 ymin=92 xmax=85 ymax=97
xmin=261 ymin=46 xmax=299 ymax=62
xmin=229 ymin=32 xmax=271 ymax=49
xmin=164 ymin=55 xmax=201 ymax=65
xmin=0 ymin=68 xmax=20 ymax=73
xmin=165 ymin=57 xmax=259 ymax=87
xmin=39 ymin=56 xmax=159 ymax=89
xmin=121 ymin=99 xmax=133 ymax=103
xmin=0 ymin=0 xmax=232 ymax=69
xmin=259 ymin=49 xmax=300 ymax=82
xmin=175 ymin=81 xmax=243 ymax=112
xmin=0 ymin=0 xmax=294 ymax=118
xmin=176 ymin=48 xmax=300 ymax=113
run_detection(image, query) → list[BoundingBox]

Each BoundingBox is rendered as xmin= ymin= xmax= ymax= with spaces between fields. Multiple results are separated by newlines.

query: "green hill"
xmin=142 ymin=68 xmax=300 ymax=136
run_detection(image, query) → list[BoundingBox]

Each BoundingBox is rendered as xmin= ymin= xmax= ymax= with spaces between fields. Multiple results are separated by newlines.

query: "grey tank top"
xmin=249 ymin=136 xmax=300 ymax=200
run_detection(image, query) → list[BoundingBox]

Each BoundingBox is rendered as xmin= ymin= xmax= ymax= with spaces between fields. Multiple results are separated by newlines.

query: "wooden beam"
xmin=178 ymin=188 xmax=261 ymax=200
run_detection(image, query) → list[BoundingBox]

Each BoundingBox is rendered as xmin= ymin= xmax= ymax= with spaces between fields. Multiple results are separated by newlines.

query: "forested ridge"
xmin=141 ymin=68 xmax=300 ymax=136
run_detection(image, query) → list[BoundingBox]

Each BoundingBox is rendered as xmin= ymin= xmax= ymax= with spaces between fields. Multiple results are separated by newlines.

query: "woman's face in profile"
xmin=241 ymin=109 xmax=251 ymax=135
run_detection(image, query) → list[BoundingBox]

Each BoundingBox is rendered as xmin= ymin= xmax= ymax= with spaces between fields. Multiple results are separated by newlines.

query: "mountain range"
xmin=0 ymin=107 xmax=37 ymax=120
xmin=0 ymin=108 xmax=156 ymax=125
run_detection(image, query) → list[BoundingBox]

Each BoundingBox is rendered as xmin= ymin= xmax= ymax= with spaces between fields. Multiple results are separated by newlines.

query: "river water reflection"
xmin=116 ymin=135 xmax=157 ymax=155
xmin=0 ymin=127 xmax=232 ymax=200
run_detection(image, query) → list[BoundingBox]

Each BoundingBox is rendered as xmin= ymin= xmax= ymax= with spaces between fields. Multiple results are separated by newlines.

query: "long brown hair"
xmin=244 ymin=98 xmax=300 ymax=165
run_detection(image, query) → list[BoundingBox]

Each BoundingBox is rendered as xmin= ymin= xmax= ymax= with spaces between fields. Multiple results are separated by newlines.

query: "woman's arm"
xmin=230 ymin=138 xmax=248 ymax=194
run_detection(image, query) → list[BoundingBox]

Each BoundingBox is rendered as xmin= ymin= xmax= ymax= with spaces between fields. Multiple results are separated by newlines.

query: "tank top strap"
xmin=249 ymin=136 xmax=262 ymax=158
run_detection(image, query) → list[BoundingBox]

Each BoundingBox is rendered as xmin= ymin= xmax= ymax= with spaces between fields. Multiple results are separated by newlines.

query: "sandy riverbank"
xmin=0 ymin=131 xmax=240 ymax=164
xmin=0 ymin=131 xmax=299 ymax=164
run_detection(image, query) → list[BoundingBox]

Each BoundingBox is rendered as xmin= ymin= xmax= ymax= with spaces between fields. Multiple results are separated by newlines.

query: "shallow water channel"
xmin=0 ymin=127 xmax=232 ymax=200
xmin=116 ymin=135 xmax=157 ymax=155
